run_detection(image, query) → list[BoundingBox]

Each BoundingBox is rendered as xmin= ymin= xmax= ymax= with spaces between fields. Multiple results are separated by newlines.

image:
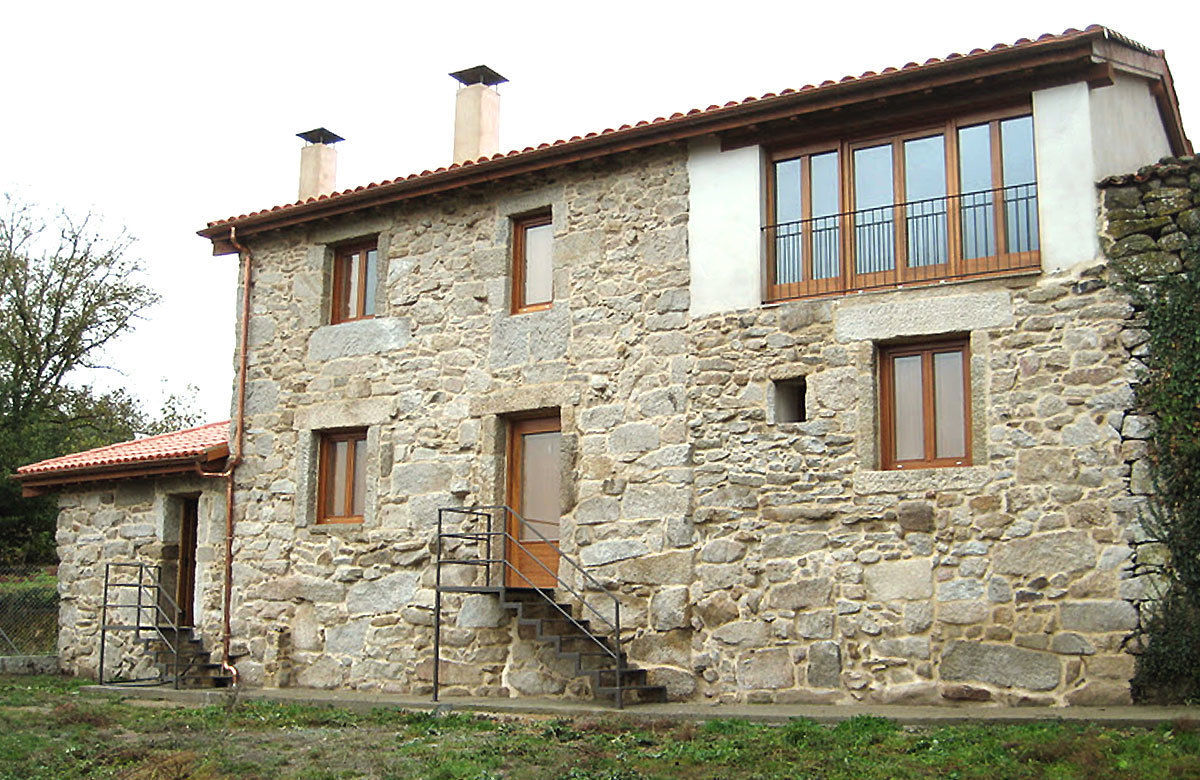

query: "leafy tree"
xmin=0 ymin=194 xmax=165 ymax=564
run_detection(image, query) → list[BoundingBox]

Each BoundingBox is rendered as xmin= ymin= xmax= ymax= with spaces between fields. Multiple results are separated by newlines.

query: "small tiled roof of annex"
xmin=16 ymin=421 xmax=230 ymax=477
xmin=203 ymin=25 xmax=1135 ymax=233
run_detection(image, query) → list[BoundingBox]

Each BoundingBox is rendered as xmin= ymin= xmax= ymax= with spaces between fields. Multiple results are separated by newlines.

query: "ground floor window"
xmin=317 ymin=429 xmax=367 ymax=523
xmin=879 ymin=339 xmax=970 ymax=469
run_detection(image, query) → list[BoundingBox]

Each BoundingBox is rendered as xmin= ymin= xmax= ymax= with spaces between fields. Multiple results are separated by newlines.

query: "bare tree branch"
xmin=0 ymin=193 xmax=159 ymax=434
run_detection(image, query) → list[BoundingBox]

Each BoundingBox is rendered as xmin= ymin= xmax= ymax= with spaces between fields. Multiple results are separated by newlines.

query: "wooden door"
xmin=506 ymin=416 xmax=561 ymax=589
xmin=176 ymin=497 xmax=199 ymax=626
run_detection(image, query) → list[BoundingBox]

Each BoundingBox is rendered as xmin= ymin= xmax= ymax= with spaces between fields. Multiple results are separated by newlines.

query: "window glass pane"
xmin=853 ymin=144 xmax=895 ymax=274
xmin=334 ymin=255 xmax=352 ymax=322
xmin=352 ymin=437 xmax=367 ymax=516
xmin=327 ymin=440 xmax=348 ymax=517
xmin=958 ymin=124 xmax=996 ymax=259
xmin=520 ymin=430 xmax=560 ymax=541
xmin=362 ymin=250 xmax=378 ymax=317
xmin=522 ymin=222 xmax=553 ymax=306
xmin=1001 ymin=116 xmax=1039 ymax=253
xmin=1001 ymin=116 xmax=1036 ymax=185
xmin=773 ymin=159 xmax=803 ymax=284
xmin=933 ymin=350 xmax=966 ymax=459
xmin=904 ymin=135 xmax=948 ymax=267
xmin=893 ymin=355 xmax=925 ymax=462
xmin=810 ymin=152 xmax=840 ymax=279
xmin=774 ymin=158 xmax=803 ymax=224
xmin=347 ymin=252 xmax=362 ymax=319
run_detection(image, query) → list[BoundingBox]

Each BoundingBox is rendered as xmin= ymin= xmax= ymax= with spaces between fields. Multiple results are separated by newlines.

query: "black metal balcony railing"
xmin=765 ymin=184 xmax=1039 ymax=300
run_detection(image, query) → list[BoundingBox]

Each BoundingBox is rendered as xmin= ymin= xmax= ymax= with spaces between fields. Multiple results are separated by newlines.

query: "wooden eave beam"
xmin=198 ymin=34 xmax=1111 ymax=255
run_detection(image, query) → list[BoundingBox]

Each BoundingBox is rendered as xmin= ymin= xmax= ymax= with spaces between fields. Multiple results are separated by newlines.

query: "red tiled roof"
xmin=16 ymin=421 xmax=230 ymax=478
xmin=199 ymin=25 xmax=1186 ymax=249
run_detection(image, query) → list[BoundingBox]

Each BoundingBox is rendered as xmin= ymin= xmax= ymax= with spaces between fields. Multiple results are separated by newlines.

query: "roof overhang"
xmin=13 ymin=444 xmax=229 ymax=498
xmin=198 ymin=27 xmax=1191 ymax=256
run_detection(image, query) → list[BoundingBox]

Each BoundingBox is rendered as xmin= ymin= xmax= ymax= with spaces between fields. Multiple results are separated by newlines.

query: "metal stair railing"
xmin=98 ymin=563 xmax=184 ymax=688
xmin=434 ymin=505 xmax=628 ymax=708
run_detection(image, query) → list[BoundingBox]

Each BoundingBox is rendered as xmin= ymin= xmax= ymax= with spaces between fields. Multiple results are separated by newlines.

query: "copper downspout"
xmin=195 ymin=225 xmax=252 ymax=687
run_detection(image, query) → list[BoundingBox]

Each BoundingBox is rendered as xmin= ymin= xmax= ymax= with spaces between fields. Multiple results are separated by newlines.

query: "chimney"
xmin=296 ymin=128 xmax=344 ymax=200
xmin=449 ymin=66 xmax=507 ymax=165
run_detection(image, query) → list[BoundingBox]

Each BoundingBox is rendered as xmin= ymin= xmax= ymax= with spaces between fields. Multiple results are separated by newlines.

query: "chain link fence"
xmin=0 ymin=566 xmax=58 ymax=656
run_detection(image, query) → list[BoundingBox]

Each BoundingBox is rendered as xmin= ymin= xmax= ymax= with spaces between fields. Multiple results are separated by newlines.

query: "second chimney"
xmin=450 ymin=66 xmax=507 ymax=165
xmin=297 ymin=128 xmax=343 ymax=201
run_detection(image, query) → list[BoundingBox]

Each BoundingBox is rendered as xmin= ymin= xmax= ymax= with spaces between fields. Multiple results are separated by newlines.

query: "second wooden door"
xmin=506 ymin=416 xmax=561 ymax=588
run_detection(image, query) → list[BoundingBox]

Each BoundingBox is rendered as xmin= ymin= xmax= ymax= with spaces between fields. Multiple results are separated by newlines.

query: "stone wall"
xmin=55 ymin=145 xmax=1155 ymax=706
xmin=1097 ymin=153 xmax=1200 ymax=648
xmin=225 ymin=145 xmax=693 ymax=696
xmin=56 ymin=477 xmax=226 ymax=680
xmin=679 ymin=271 xmax=1144 ymax=705
xmin=1097 ymin=154 xmax=1200 ymax=504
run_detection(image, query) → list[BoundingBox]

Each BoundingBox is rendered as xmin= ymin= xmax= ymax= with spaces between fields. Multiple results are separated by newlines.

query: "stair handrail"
xmin=438 ymin=506 xmax=622 ymax=645
xmin=435 ymin=505 xmax=628 ymax=707
xmin=99 ymin=562 xmax=183 ymax=688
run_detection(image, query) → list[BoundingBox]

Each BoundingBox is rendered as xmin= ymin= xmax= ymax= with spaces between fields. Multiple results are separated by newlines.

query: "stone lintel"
xmin=294 ymin=398 xmax=394 ymax=431
xmin=833 ymin=291 xmax=1013 ymax=343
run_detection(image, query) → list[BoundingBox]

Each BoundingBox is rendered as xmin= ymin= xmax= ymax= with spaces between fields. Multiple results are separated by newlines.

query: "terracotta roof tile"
xmin=17 ymin=421 xmax=230 ymax=477
xmin=203 ymin=25 xmax=1127 ymax=232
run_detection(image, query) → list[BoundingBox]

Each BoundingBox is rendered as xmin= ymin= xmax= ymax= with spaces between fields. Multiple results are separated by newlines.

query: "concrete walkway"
xmin=82 ymin=684 xmax=1200 ymax=728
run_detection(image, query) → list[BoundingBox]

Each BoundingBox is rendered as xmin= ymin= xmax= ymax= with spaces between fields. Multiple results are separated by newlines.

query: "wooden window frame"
xmin=511 ymin=211 xmax=554 ymax=314
xmin=879 ymin=338 xmax=972 ymax=470
xmin=765 ymin=105 xmax=1038 ymax=303
xmin=330 ymin=239 xmax=378 ymax=324
xmin=316 ymin=428 xmax=368 ymax=524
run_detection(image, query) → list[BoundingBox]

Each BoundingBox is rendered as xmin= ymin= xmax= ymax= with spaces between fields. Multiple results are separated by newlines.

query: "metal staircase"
xmin=98 ymin=563 xmax=232 ymax=689
xmin=434 ymin=506 xmax=667 ymax=708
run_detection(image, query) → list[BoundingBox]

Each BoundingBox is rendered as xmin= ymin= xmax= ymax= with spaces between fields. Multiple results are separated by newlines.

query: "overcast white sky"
xmin=1 ymin=1 xmax=1195 ymax=425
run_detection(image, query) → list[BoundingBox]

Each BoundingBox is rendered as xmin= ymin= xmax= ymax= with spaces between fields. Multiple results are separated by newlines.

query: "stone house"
xmin=18 ymin=26 xmax=1195 ymax=705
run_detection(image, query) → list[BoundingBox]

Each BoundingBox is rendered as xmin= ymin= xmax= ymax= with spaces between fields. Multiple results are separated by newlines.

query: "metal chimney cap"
xmin=296 ymin=128 xmax=345 ymax=145
xmin=449 ymin=65 xmax=508 ymax=87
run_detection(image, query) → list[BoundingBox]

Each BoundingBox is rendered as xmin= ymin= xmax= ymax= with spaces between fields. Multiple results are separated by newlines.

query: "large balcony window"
xmin=765 ymin=112 xmax=1039 ymax=302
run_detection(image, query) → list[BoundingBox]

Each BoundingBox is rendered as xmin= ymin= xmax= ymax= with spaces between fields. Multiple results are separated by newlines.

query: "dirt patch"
xmin=118 ymin=751 xmax=222 ymax=780
xmin=52 ymin=701 xmax=114 ymax=728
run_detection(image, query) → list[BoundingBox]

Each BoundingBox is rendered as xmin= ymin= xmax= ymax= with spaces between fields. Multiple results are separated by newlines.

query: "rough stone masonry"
xmin=55 ymin=144 xmax=1158 ymax=706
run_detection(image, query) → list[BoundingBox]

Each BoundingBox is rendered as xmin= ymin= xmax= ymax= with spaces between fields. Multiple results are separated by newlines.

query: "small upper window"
xmin=879 ymin=339 xmax=970 ymax=470
xmin=317 ymin=429 xmax=367 ymax=524
xmin=512 ymin=212 xmax=553 ymax=313
xmin=331 ymin=240 xmax=378 ymax=324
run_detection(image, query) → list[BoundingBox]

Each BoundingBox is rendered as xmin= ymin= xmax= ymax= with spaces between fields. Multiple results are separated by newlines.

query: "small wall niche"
xmin=772 ymin=377 xmax=807 ymax=423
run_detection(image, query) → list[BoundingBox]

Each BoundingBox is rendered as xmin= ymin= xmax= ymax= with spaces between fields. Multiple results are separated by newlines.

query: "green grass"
xmin=0 ymin=675 xmax=1199 ymax=778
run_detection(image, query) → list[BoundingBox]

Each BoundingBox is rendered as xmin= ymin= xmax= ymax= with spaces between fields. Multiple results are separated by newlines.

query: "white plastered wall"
xmin=1089 ymin=72 xmax=1172 ymax=181
xmin=688 ymin=78 xmax=1174 ymax=300
xmin=1032 ymin=82 xmax=1100 ymax=273
xmin=687 ymin=137 xmax=764 ymax=317
xmin=1033 ymin=76 xmax=1174 ymax=274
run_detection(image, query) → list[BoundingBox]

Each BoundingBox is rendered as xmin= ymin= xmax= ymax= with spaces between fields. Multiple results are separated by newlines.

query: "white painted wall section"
xmin=1089 ymin=73 xmax=1172 ymax=180
xmin=688 ymin=138 xmax=764 ymax=317
xmin=1033 ymin=83 xmax=1100 ymax=273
